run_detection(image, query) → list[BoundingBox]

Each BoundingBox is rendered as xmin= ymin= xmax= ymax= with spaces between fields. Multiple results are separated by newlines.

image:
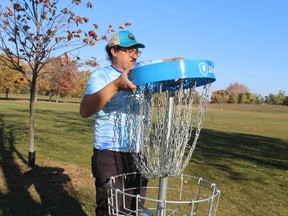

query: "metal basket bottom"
xmin=107 ymin=173 xmax=220 ymax=216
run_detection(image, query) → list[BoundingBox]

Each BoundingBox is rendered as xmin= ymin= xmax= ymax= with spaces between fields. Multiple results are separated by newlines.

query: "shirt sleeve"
xmin=84 ymin=69 xmax=108 ymax=95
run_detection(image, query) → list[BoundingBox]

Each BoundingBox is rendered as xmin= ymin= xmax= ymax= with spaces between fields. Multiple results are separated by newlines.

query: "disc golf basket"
xmin=107 ymin=60 xmax=220 ymax=215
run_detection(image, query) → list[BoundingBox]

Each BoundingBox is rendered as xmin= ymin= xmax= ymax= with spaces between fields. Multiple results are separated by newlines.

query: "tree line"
xmin=0 ymin=54 xmax=91 ymax=101
xmin=1 ymin=63 xmax=287 ymax=106
xmin=211 ymin=83 xmax=287 ymax=106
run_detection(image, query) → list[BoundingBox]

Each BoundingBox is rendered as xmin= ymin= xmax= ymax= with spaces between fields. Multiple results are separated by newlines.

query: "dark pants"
xmin=92 ymin=149 xmax=148 ymax=216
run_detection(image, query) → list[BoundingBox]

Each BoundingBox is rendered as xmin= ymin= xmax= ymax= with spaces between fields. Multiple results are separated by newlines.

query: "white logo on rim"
xmin=199 ymin=63 xmax=208 ymax=76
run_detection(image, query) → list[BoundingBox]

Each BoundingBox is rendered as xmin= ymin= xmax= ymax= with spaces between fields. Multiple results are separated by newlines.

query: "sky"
xmin=74 ymin=0 xmax=288 ymax=97
xmin=2 ymin=0 xmax=288 ymax=96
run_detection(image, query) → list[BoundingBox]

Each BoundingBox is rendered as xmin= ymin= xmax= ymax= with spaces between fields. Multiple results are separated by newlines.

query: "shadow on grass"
xmin=1 ymin=106 xmax=287 ymax=215
xmin=11 ymin=108 xmax=94 ymax=134
xmin=192 ymin=128 xmax=288 ymax=178
xmin=0 ymin=114 xmax=88 ymax=216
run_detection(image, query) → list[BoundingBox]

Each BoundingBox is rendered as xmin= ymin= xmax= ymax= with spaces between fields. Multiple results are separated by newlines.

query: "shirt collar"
xmin=111 ymin=65 xmax=122 ymax=73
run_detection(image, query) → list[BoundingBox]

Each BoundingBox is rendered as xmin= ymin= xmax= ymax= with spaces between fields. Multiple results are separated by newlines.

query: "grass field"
xmin=0 ymin=98 xmax=287 ymax=215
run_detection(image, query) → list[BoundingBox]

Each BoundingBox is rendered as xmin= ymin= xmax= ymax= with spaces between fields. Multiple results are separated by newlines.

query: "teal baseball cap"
xmin=108 ymin=31 xmax=145 ymax=48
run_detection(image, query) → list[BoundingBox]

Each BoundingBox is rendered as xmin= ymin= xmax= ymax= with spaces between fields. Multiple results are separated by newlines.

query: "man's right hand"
xmin=113 ymin=70 xmax=137 ymax=91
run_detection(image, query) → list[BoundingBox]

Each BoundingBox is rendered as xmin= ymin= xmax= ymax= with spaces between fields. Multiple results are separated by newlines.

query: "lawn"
xmin=0 ymin=99 xmax=287 ymax=215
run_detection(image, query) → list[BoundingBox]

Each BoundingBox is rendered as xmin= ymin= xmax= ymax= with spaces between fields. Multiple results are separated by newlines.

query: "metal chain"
xmin=125 ymin=80 xmax=213 ymax=178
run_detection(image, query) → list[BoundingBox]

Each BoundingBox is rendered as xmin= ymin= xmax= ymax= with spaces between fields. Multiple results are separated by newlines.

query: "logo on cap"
xmin=128 ymin=33 xmax=135 ymax=40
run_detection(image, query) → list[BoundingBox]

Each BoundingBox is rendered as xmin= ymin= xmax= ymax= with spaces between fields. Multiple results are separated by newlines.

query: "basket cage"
xmin=107 ymin=60 xmax=220 ymax=216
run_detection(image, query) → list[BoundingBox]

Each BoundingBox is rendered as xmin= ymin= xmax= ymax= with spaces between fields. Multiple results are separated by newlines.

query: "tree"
xmin=275 ymin=90 xmax=286 ymax=105
xmin=254 ymin=93 xmax=264 ymax=104
xmin=39 ymin=56 xmax=80 ymax=102
xmin=0 ymin=0 xmax=131 ymax=167
xmin=227 ymin=93 xmax=238 ymax=104
xmin=211 ymin=90 xmax=229 ymax=103
xmin=226 ymin=82 xmax=250 ymax=95
xmin=238 ymin=92 xmax=255 ymax=104
xmin=283 ymin=96 xmax=288 ymax=106
xmin=74 ymin=69 xmax=91 ymax=97
xmin=265 ymin=90 xmax=286 ymax=105
xmin=0 ymin=54 xmax=28 ymax=98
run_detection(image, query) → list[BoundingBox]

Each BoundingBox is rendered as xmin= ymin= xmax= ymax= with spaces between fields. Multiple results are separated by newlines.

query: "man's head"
xmin=106 ymin=31 xmax=145 ymax=71
xmin=106 ymin=31 xmax=145 ymax=60
xmin=108 ymin=31 xmax=145 ymax=49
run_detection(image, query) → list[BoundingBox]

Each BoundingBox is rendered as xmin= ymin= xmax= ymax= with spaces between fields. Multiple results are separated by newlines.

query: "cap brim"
xmin=119 ymin=42 xmax=145 ymax=48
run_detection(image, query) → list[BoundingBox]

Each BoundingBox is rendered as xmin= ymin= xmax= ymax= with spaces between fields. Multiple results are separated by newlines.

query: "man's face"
xmin=111 ymin=46 xmax=142 ymax=72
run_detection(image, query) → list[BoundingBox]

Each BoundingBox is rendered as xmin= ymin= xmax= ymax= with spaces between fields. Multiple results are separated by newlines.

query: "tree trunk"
xmin=56 ymin=88 xmax=61 ymax=103
xmin=35 ymin=89 xmax=38 ymax=102
xmin=49 ymin=93 xmax=53 ymax=102
xmin=5 ymin=88 xmax=9 ymax=99
xmin=28 ymin=78 xmax=37 ymax=167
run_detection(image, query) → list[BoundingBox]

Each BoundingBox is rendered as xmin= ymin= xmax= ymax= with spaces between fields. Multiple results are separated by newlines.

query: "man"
xmin=80 ymin=30 xmax=182 ymax=215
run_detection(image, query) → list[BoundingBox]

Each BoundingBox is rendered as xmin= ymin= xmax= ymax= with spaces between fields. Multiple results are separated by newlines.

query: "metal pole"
xmin=157 ymin=95 xmax=174 ymax=216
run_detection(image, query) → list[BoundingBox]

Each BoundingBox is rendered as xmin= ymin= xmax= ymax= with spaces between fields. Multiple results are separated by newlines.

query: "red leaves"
xmin=47 ymin=29 xmax=56 ymax=37
xmin=8 ymin=37 xmax=16 ymax=43
xmin=83 ymin=17 xmax=89 ymax=23
xmin=55 ymin=36 xmax=66 ymax=43
xmin=6 ymin=6 xmax=13 ymax=16
xmin=61 ymin=8 xmax=69 ymax=14
xmin=61 ymin=53 xmax=69 ymax=65
xmin=4 ymin=48 xmax=11 ymax=54
xmin=74 ymin=16 xmax=88 ymax=26
xmin=0 ymin=0 xmax=133 ymax=71
xmin=68 ymin=35 xmax=73 ymax=41
xmin=81 ymin=21 xmax=132 ymax=46
xmin=13 ymin=3 xmax=24 ymax=12
xmin=13 ymin=26 xmax=20 ymax=35
xmin=108 ymin=24 xmax=114 ymax=34
xmin=226 ymin=83 xmax=250 ymax=94
xmin=74 ymin=33 xmax=81 ymax=38
xmin=23 ymin=25 xmax=30 ymax=32
xmin=74 ymin=29 xmax=82 ymax=37
xmin=119 ymin=21 xmax=132 ymax=30
xmin=83 ymin=38 xmax=89 ymax=43
xmin=125 ymin=21 xmax=132 ymax=26
xmin=85 ymin=57 xmax=100 ymax=67
xmin=86 ymin=1 xmax=93 ymax=8
xmin=41 ymin=12 xmax=47 ymax=19
xmin=72 ymin=0 xmax=82 ymax=5
xmin=101 ymin=34 xmax=107 ymax=40
xmin=67 ymin=31 xmax=73 ymax=41
xmin=89 ymin=40 xmax=95 ymax=46
xmin=44 ymin=0 xmax=51 ymax=8
xmin=75 ymin=16 xmax=83 ymax=26
xmin=88 ymin=30 xmax=98 ymax=40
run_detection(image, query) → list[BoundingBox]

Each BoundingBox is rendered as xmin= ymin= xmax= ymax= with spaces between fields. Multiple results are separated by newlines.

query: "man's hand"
xmin=163 ymin=57 xmax=184 ymax=62
xmin=80 ymin=70 xmax=136 ymax=118
xmin=113 ymin=70 xmax=137 ymax=91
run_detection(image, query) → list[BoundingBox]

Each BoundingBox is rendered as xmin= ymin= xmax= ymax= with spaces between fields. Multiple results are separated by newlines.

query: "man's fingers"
xmin=127 ymin=80 xmax=137 ymax=90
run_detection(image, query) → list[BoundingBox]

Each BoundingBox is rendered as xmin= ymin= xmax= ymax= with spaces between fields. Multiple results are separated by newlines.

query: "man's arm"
xmin=80 ymin=70 xmax=137 ymax=118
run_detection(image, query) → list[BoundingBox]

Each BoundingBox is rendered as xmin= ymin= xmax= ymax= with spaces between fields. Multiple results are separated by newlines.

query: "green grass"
xmin=203 ymin=104 xmax=288 ymax=140
xmin=0 ymin=100 xmax=287 ymax=215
